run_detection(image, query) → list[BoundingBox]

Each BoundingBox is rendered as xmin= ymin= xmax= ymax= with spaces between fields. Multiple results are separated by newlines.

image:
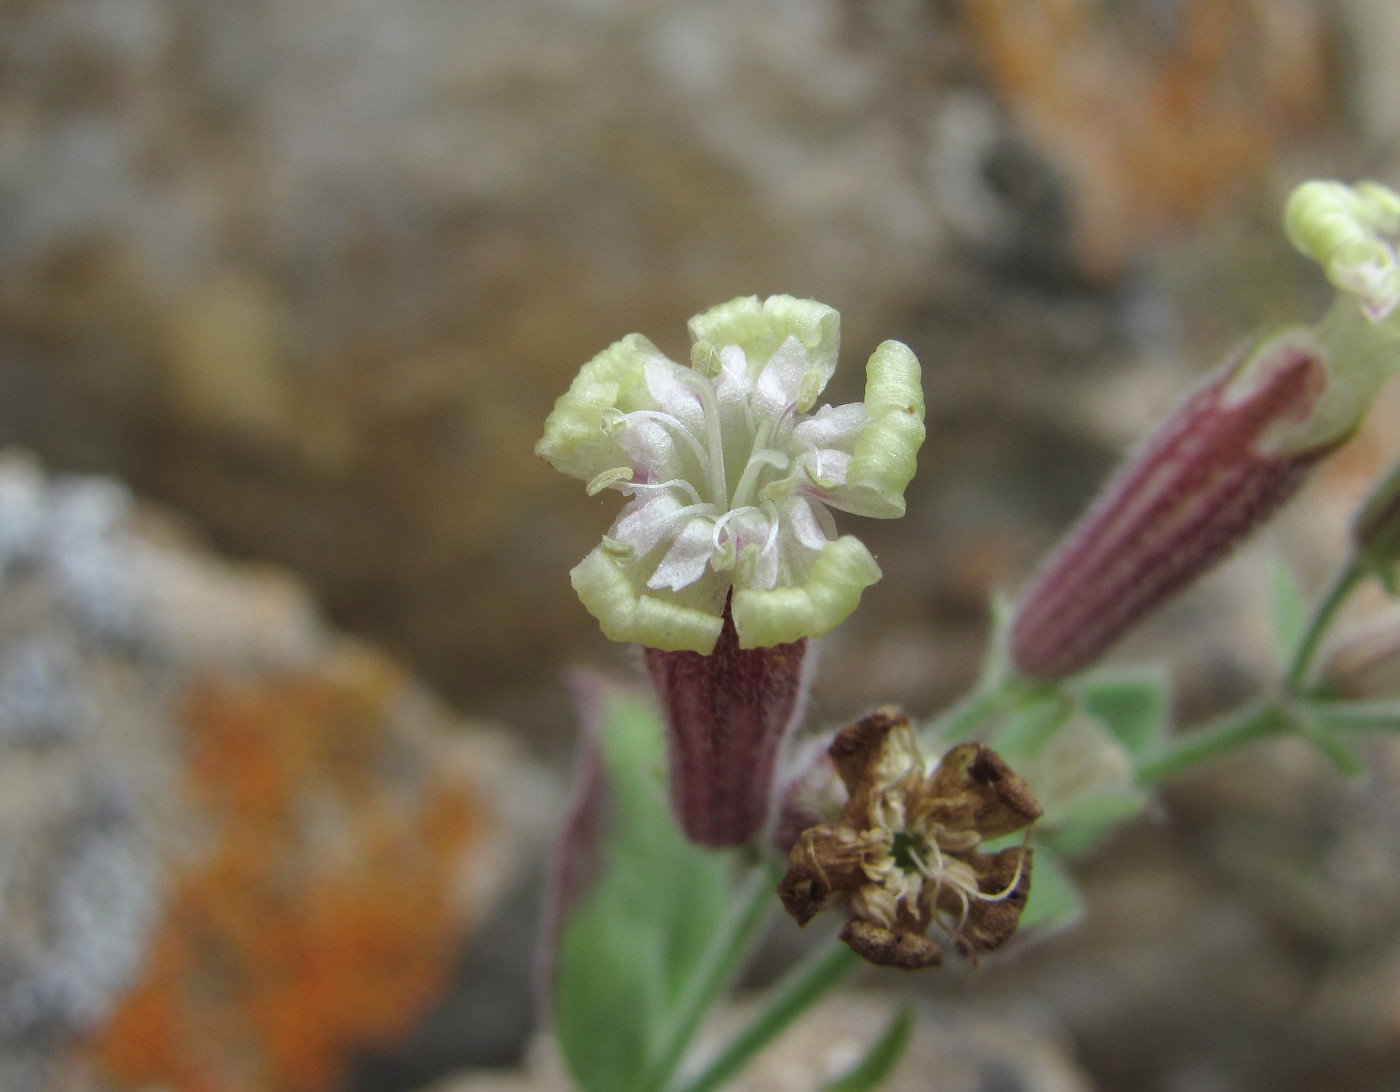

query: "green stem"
xmin=670 ymin=941 xmax=861 ymax=1092
xmin=1297 ymin=699 xmax=1400 ymax=731
xmin=1288 ymin=557 xmax=1366 ymax=693
xmin=1135 ymin=702 xmax=1291 ymax=786
xmin=928 ymin=674 xmax=1043 ymax=743
xmin=637 ymin=864 xmax=781 ymax=1092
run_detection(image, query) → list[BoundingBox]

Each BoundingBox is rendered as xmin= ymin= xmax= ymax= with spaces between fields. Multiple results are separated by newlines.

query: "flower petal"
xmin=687 ymin=295 xmax=840 ymax=398
xmin=940 ymin=846 xmax=1033 ymax=957
xmin=536 ymin=334 xmax=674 ymax=482
xmin=731 ymin=534 xmax=881 ymax=648
xmin=570 ymin=545 xmax=724 ymax=653
xmin=921 ymin=743 xmax=1043 ymax=839
xmin=725 ymin=507 xmax=780 ymax=591
xmin=609 ymin=492 xmax=687 ymax=558
xmin=753 ymin=336 xmax=812 ymax=419
xmin=778 ymin=824 xmax=877 ymax=926
xmin=840 ymin=918 xmax=943 ymax=970
xmin=616 ymin=416 xmax=685 ymax=483
xmin=643 ymin=359 xmax=706 ymax=434
xmin=782 ymin=496 xmax=831 ymax=552
xmin=824 ymin=706 xmax=924 ymax=826
xmin=793 ymin=403 xmax=866 ymax=451
xmin=824 ymin=340 xmax=926 ymax=518
xmin=648 ymin=517 xmax=716 ymax=592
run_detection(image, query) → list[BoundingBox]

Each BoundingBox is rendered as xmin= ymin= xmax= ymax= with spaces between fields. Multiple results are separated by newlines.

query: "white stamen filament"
xmin=619 ymin=477 xmax=706 ymax=507
xmin=892 ymin=824 xmax=1030 ymax=943
xmin=680 ymin=370 xmax=729 ymax=507
xmin=730 ymin=449 xmax=790 ymax=511
xmin=709 ymin=505 xmax=759 ymax=555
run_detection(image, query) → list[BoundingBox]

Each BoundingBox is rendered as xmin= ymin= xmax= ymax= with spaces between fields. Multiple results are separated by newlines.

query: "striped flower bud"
xmin=1012 ymin=180 xmax=1400 ymax=681
xmin=1011 ymin=330 xmax=1339 ymax=680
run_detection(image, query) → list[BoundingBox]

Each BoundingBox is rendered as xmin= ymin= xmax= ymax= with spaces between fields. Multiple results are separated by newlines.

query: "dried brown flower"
xmin=778 ymin=707 xmax=1042 ymax=970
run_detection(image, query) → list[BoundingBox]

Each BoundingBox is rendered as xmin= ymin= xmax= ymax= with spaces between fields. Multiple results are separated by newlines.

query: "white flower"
xmin=536 ymin=295 xmax=925 ymax=653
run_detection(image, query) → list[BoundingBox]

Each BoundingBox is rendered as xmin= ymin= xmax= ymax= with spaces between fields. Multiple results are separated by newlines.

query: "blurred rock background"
xmin=4 ymin=0 xmax=1400 ymax=1089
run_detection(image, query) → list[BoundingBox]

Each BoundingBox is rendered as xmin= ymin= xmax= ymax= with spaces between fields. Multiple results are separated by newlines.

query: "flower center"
xmin=889 ymin=830 xmax=930 ymax=873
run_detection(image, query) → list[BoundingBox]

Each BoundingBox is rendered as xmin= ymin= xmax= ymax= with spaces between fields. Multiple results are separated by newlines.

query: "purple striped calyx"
xmin=645 ymin=602 xmax=811 ymax=846
xmin=1010 ymin=330 xmax=1337 ymax=681
xmin=1010 ymin=179 xmax=1400 ymax=681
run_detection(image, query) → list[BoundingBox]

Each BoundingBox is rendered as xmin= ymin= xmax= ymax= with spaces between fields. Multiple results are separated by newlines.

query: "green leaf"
xmin=981 ymin=593 xmax=1017 ymax=690
xmin=1270 ymin=560 xmax=1309 ymax=668
xmin=819 ymin=1005 xmax=915 ymax=1092
xmin=1303 ymin=729 xmax=1366 ymax=777
xmin=990 ymin=690 xmax=1073 ymax=765
xmin=1039 ymin=793 xmax=1147 ymax=858
xmin=553 ymin=688 xmax=735 ymax=1092
xmin=1016 ymin=846 xmax=1084 ymax=933
xmin=1076 ymin=669 xmax=1169 ymax=760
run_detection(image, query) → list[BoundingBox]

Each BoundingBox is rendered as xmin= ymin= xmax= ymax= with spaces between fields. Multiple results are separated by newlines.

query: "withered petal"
xmin=921 ymin=743 xmax=1043 ymax=838
xmin=827 ymin=706 xmax=920 ymax=823
xmin=778 ymin=825 xmax=872 ymax=926
xmin=944 ymin=845 xmax=1033 ymax=957
xmin=841 ymin=917 xmax=943 ymax=970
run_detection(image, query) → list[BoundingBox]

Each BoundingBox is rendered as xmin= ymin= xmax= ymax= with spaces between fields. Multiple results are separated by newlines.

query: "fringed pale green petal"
xmin=536 ymin=334 xmax=670 ymax=482
xmin=836 ymin=340 xmax=926 ymax=518
xmin=571 ymin=546 xmax=725 ymax=653
xmin=687 ymin=295 xmax=841 ymax=393
xmin=731 ymin=535 xmax=881 ymax=648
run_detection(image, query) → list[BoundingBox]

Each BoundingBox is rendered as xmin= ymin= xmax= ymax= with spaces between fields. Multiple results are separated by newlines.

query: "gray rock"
xmin=0 ymin=452 xmax=546 ymax=1091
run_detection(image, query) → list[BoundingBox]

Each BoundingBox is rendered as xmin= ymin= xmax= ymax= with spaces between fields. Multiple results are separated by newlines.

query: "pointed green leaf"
xmin=1294 ymin=707 xmax=1367 ymax=777
xmin=990 ymin=690 xmax=1073 ymax=765
xmin=1016 ymin=846 xmax=1084 ymax=933
xmin=1039 ymin=793 xmax=1148 ymax=858
xmin=1076 ymin=669 xmax=1169 ymax=760
xmin=818 ymin=1005 xmax=915 ymax=1092
xmin=1304 ymin=729 xmax=1366 ymax=777
xmin=553 ymin=689 xmax=734 ymax=1092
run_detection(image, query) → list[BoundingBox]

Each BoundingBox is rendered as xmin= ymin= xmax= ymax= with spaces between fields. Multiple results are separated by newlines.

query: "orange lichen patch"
xmin=965 ymin=0 xmax=1335 ymax=276
xmin=86 ymin=660 xmax=488 ymax=1092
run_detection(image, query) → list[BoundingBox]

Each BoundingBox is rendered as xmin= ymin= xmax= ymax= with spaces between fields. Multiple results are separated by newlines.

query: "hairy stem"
xmin=637 ymin=864 xmax=782 ymax=1092
xmin=926 ymin=674 xmax=1046 ymax=744
xmin=670 ymin=941 xmax=861 ymax=1092
xmin=1135 ymin=702 xmax=1292 ymax=786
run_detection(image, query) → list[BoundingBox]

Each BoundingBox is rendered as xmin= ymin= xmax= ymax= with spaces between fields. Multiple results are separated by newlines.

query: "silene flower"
xmin=538 ymin=296 xmax=925 ymax=846
xmin=778 ymin=707 xmax=1041 ymax=970
xmin=536 ymin=294 xmax=925 ymax=654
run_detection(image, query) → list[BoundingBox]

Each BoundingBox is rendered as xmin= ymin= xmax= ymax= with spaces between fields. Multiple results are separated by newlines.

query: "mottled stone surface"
xmin=0 ymin=453 xmax=546 ymax=1092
